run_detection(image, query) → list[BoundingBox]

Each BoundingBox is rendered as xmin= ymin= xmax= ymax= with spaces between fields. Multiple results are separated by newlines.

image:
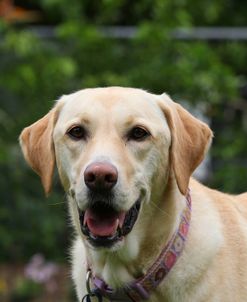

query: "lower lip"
xmin=88 ymin=232 xmax=123 ymax=248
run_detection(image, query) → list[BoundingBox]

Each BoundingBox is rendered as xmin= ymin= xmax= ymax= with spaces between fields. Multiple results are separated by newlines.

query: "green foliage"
xmin=10 ymin=278 xmax=42 ymax=302
xmin=0 ymin=0 xmax=247 ymax=262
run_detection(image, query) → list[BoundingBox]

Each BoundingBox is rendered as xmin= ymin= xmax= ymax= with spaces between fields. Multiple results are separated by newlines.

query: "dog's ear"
xmin=19 ymin=109 xmax=57 ymax=195
xmin=159 ymin=94 xmax=213 ymax=195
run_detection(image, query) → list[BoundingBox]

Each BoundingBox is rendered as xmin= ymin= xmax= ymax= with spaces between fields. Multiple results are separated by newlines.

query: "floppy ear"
xmin=159 ymin=94 xmax=213 ymax=195
xmin=19 ymin=109 xmax=57 ymax=195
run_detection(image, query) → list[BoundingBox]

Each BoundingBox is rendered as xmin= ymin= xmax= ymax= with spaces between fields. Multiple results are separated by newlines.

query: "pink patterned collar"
xmin=83 ymin=191 xmax=191 ymax=302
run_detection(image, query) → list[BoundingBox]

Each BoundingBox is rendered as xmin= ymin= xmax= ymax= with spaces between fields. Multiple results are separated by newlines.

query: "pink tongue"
xmin=84 ymin=209 xmax=126 ymax=237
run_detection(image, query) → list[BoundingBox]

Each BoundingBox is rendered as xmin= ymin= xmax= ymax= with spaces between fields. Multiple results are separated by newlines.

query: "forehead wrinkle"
xmin=122 ymin=116 xmax=135 ymax=128
xmin=121 ymin=116 xmax=154 ymax=132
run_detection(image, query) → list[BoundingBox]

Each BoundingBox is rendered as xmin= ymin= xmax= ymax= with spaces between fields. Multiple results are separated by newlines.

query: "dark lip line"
xmin=77 ymin=198 xmax=141 ymax=248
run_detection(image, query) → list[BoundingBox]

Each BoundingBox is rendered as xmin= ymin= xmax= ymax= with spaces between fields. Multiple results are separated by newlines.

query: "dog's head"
xmin=20 ymin=87 xmax=212 ymax=249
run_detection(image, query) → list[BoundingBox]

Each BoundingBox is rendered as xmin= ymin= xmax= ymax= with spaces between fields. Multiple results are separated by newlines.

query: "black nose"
xmin=84 ymin=162 xmax=118 ymax=191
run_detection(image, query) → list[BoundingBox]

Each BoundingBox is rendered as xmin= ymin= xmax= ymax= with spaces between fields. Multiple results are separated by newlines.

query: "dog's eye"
xmin=67 ymin=126 xmax=87 ymax=140
xmin=128 ymin=127 xmax=150 ymax=141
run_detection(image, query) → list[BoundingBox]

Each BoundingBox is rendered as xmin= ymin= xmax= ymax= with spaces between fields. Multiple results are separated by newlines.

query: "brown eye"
xmin=128 ymin=127 xmax=150 ymax=141
xmin=67 ymin=126 xmax=86 ymax=140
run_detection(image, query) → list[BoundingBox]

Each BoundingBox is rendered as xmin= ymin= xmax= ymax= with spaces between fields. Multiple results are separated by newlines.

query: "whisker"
xmin=48 ymin=201 xmax=66 ymax=206
xmin=49 ymin=194 xmax=67 ymax=206
xmin=149 ymin=201 xmax=171 ymax=218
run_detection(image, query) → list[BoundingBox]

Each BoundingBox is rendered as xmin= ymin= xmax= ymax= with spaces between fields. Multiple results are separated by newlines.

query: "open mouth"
xmin=78 ymin=199 xmax=141 ymax=248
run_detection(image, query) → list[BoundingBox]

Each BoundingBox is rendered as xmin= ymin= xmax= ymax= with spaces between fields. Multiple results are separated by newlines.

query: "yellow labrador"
xmin=20 ymin=87 xmax=247 ymax=302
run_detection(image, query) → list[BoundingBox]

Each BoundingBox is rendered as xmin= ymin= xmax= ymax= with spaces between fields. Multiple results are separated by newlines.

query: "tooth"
xmin=83 ymin=213 xmax=87 ymax=226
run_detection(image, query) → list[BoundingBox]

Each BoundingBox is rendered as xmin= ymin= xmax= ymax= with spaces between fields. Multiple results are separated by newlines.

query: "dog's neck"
xmin=85 ymin=180 xmax=186 ymax=289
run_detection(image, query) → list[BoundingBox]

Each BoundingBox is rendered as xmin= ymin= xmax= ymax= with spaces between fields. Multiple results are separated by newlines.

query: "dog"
xmin=20 ymin=87 xmax=247 ymax=302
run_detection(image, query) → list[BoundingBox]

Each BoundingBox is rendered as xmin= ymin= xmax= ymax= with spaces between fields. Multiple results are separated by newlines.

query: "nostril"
xmin=105 ymin=173 xmax=117 ymax=185
xmin=85 ymin=172 xmax=96 ymax=184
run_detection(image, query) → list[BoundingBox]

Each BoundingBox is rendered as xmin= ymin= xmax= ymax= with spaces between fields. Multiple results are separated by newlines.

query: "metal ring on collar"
xmin=86 ymin=270 xmax=93 ymax=295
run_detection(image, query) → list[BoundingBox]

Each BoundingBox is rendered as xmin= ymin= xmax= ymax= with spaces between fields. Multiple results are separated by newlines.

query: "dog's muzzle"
xmin=78 ymin=161 xmax=141 ymax=247
xmin=78 ymin=198 xmax=141 ymax=248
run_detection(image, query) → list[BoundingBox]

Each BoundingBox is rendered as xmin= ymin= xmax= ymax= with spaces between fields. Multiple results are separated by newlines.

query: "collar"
xmin=84 ymin=191 xmax=191 ymax=302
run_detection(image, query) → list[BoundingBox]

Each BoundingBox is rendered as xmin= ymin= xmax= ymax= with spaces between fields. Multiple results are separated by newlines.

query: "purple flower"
xmin=24 ymin=253 xmax=59 ymax=292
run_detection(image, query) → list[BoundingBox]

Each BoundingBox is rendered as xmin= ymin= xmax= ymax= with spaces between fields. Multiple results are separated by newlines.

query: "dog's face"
xmin=20 ymin=87 xmax=212 ymax=250
xmin=53 ymin=88 xmax=171 ymax=248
